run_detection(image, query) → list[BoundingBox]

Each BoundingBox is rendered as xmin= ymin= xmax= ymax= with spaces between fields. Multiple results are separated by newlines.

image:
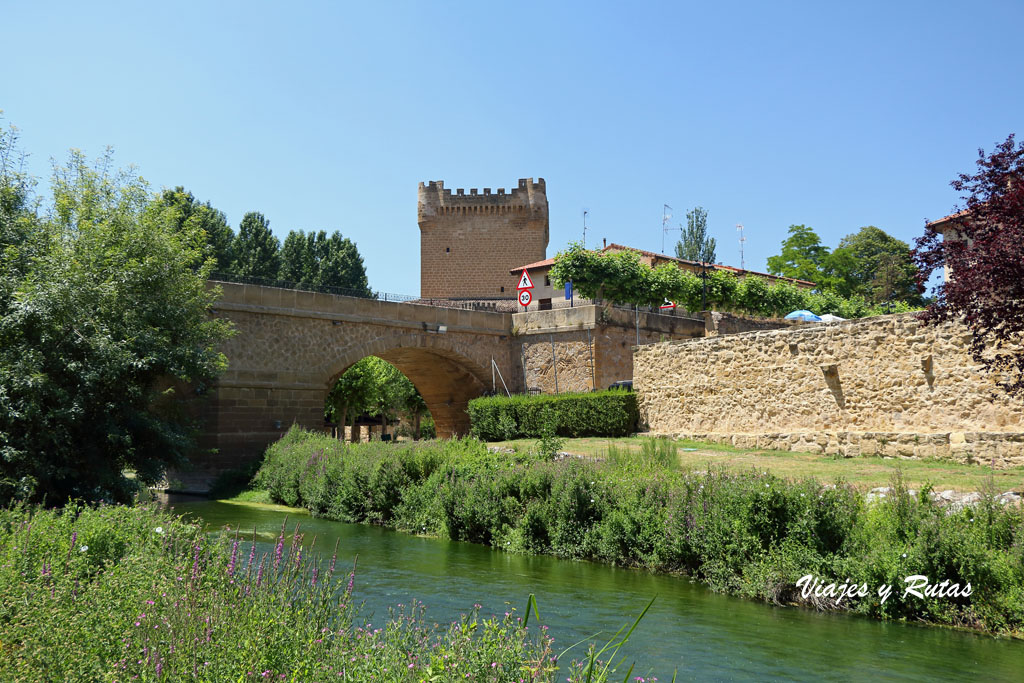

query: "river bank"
xmin=251 ymin=428 xmax=1024 ymax=638
xmin=485 ymin=435 xmax=1024 ymax=493
xmin=174 ymin=495 xmax=1024 ymax=680
xmin=0 ymin=502 xmax=620 ymax=681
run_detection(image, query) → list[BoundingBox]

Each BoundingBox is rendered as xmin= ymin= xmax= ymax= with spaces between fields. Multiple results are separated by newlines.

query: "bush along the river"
xmin=0 ymin=502 xmax=629 ymax=681
xmin=468 ymin=390 xmax=638 ymax=440
xmin=256 ymin=427 xmax=1024 ymax=636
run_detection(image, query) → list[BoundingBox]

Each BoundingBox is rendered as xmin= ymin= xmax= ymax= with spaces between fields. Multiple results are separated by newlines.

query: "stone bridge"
xmin=187 ymin=281 xmax=709 ymax=483
xmin=197 ymin=281 xmax=517 ymax=473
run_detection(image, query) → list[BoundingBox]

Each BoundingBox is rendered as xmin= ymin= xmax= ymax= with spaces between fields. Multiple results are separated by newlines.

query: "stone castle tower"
xmin=418 ymin=178 xmax=548 ymax=299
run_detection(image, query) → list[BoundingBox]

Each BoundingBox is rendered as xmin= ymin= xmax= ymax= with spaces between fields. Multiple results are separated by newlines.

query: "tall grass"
xmin=0 ymin=502 xmax=620 ymax=681
xmin=606 ymin=438 xmax=678 ymax=471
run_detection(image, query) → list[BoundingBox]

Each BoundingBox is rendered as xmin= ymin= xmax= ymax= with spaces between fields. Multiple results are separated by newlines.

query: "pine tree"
xmin=675 ymin=206 xmax=716 ymax=264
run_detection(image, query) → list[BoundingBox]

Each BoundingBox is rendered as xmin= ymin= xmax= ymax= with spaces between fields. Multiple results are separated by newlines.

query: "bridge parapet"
xmin=211 ymin=281 xmax=512 ymax=335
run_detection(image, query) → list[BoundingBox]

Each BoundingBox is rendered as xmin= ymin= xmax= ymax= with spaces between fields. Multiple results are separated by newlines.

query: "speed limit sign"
xmin=518 ymin=289 xmax=532 ymax=307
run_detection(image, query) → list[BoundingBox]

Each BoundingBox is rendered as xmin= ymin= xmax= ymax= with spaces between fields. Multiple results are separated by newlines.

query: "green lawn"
xmin=488 ymin=436 xmax=1024 ymax=493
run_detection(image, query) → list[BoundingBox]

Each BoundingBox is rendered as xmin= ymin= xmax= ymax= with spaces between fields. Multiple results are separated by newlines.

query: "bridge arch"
xmin=196 ymin=281 xmax=516 ymax=480
xmin=324 ymin=332 xmax=491 ymax=438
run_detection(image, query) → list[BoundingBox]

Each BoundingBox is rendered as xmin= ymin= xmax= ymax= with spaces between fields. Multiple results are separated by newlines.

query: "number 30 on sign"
xmin=518 ymin=289 xmax=532 ymax=307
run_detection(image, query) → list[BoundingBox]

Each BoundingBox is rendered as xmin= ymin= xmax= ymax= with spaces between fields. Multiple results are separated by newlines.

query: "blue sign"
xmin=565 ymin=281 xmax=573 ymax=300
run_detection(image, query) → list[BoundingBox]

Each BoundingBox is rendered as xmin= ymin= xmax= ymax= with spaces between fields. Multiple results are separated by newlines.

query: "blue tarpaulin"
xmin=784 ymin=309 xmax=822 ymax=322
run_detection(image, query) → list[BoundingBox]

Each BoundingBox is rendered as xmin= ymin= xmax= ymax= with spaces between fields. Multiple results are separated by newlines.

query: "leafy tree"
xmin=403 ymin=390 xmax=429 ymax=440
xmin=914 ymin=133 xmax=1024 ymax=395
xmin=551 ymin=242 xmax=672 ymax=307
xmin=550 ymin=241 xmax=915 ymax=318
xmin=675 ymin=206 xmax=716 ymax=263
xmin=232 ymin=211 xmax=280 ymax=279
xmin=326 ymin=357 xmax=430 ymax=440
xmin=0 ymin=138 xmax=232 ymax=505
xmin=279 ymin=229 xmax=371 ymax=295
xmin=0 ymin=125 xmax=41 ymax=282
xmin=326 ymin=358 xmax=375 ymax=435
xmin=278 ymin=231 xmax=308 ymax=283
xmin=149 ymin=186 xmax=234 ymax=271
xmin=823 ymin=226 xmax=922 ymax=305
xmin=766 ymin=224 xmax=828 ymax=284
xmin=360 ymin=358 xmax=418 ymax=439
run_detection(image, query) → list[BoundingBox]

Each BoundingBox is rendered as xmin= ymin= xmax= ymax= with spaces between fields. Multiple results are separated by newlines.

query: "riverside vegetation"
xmin=0 ymin=503 xmax=642 ymax=681
xmin=255 ymin=428 xmax=1024 ymax=636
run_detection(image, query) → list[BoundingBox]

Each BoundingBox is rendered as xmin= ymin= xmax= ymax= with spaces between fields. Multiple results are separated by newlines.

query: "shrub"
xmin=468 ymin=390 xmax=638 ymax=441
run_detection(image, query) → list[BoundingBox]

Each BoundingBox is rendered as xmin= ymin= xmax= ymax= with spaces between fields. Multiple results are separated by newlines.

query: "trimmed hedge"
xmin=468 ymin=390 xmax=638 ymax=440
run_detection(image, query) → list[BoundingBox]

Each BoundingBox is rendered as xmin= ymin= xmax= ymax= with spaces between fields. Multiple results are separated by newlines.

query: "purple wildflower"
xmin=272 ymin=517 xmax=288 ymax=570
xmin=273 ymin=532 xmax=285 ymax=572
xmin=228 ymin=538 xmax=239 ymax=577
xmin=328 ymin=539 xmax=339 ymax=579
xmin=345 ymin=556 xmax=358 ymax=596
xmin=191 ymin=544 xmax=202 ymax=581
xmin=247 ymin=528 xmax=257 ymax=571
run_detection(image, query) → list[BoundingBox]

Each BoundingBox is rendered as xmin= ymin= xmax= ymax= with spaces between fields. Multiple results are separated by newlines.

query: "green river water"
xmin=164 ymin=495 xmax=1024 ymax=682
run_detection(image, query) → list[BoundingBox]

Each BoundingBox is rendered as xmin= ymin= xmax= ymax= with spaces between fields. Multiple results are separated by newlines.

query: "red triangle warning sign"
xmin=517 ymin=269 xmax=534 ymax=290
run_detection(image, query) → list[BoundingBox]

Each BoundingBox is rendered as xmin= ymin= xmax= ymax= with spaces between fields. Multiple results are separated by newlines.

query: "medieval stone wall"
xmin=704 ymin=311 xmax=799 ymax=336
xmin=635 ymin=314 xmax=1024 ymax=467
xmin=418 ymin=178 xmax=548 ymax=299
xmin=520 ymin=330 xmax=596 ymax=393
xmin=516 ymin=305 xmax=705 ymax=394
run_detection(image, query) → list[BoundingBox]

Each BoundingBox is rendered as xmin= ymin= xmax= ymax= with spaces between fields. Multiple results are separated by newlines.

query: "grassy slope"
xmin=486 ymin=436 xmax=1024 ymax=493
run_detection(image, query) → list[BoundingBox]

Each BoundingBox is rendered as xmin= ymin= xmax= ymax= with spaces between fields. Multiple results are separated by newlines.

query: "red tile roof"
xmin=508 ymin=257 xmax=555 ymax=273
xmin=926 ymin=209 xmax=970 ymax=229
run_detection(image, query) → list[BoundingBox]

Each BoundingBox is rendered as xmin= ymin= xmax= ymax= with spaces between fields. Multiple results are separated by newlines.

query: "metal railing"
xmin=209 ymin=271 xmax=419 ymax=302
xmin=209 ymin=272 xmax=514 ymax=312
xmin=519 ymin=296 xmax=703 ymax=321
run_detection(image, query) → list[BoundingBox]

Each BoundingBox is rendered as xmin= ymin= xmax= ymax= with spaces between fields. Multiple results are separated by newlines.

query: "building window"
xmin=539 ymin=298 xmax=552 ymax=311
xmin=445 ymin=247 xmax=450 ymax=253
xmin=500 ymin=286 xmax=504 ymax=293
xmin=545 ymin=275 xmax=551 ymax=286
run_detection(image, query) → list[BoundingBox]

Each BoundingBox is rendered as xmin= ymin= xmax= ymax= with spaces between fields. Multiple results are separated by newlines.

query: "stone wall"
xmin=520 ymin=330 xmax=596 ymax=393
xmin=704 ymin=311 xmax=798 ymax=336
xmin=635 ymin=314 xmax=1024 ymax=467
xmin=418 ymin=178 xmax=548 ymax=299
xmin=516 ymin=305 xmax=705 ymax=394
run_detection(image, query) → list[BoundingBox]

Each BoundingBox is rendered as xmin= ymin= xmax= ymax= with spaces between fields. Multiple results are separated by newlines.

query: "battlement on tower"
xmin=418 ymin=178 xmax=547 ymax=220
xmin=418 ymin=177 xmax=549 ymax=299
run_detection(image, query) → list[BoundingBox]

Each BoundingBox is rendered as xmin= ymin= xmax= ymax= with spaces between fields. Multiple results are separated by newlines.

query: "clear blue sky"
xmin=5 ymin=1 xmax=1021 ymax=296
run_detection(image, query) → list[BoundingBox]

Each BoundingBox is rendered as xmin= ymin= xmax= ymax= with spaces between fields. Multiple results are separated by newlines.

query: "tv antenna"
xmin=661 ymin=204 xmax=673 ymax=253
xmin=582 ymin=209 xmax=589 ymax=248
xmin=736 ymin=223 xmax=746 ymax=270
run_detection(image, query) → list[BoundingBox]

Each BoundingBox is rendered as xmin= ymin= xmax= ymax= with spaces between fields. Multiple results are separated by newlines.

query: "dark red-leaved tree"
xmin=913 ymin=134 xmax=1024 ymax=395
